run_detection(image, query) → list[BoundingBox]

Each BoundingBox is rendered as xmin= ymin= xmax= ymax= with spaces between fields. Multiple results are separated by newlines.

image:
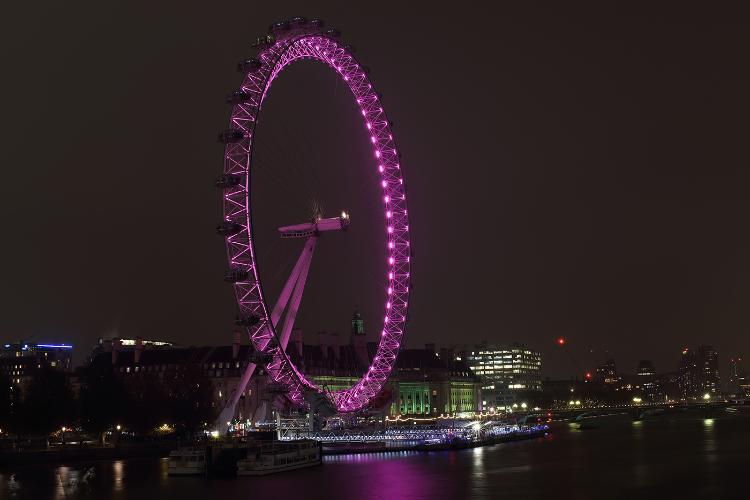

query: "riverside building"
xmin=84 ymin=311 xmax=482 ymax=422
xmin=464 ymin=342 xmax=542 ymax=408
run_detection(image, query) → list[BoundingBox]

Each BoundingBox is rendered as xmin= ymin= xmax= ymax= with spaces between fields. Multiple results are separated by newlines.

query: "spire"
xmin=351 ymin=307 xmax=364 ymax=336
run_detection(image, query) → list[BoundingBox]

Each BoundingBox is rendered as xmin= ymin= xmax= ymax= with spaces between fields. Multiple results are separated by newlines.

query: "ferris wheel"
xmin=216 ymin=17 xmax=411 ymax=424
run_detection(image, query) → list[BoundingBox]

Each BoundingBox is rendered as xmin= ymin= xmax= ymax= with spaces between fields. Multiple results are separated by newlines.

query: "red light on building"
xmin=557 ymin=337 xmax=566 ymax=346
xmin=585 ymin=372 xmax=592 ymax=380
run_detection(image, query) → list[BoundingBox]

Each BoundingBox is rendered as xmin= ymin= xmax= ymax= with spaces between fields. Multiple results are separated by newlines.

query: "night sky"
xmin=2 ymin=2 xmax=748 ymax=378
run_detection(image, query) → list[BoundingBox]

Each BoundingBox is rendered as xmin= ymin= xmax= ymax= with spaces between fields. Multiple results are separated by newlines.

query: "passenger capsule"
xmin=290 ymin=16 xmax=308 ymax=27
xmin=215 ymin=174 xmax=243 ymax=189
xmin=224 ymin=269 xmax=250 ymax=283
xmin=251 ymin=35 xmax=275 ymax=50
xmin=218 ymin=128 xmax=245 ymax=143
xmin=235 ymin=315 xmax=261 ymax=327
xmin=226 ymin=90 xmax=253 ymax=104
xmin=237 ymin=58 xmax=262 ymax=73
xmin=216 ymin=222 xmax=243 ymax=236
xmin=269 ymin=20 xmax=290 ymax=33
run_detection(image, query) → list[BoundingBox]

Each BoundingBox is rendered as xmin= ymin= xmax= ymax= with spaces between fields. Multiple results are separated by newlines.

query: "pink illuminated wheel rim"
xmin=219 ymin=23 xmax=410 ymax=413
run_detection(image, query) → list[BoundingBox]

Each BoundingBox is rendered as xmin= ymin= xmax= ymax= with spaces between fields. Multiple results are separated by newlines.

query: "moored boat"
xmin=236 ymin=439 xmax=321 ymax=476
xmin=168 ymin=447 xmax=206 ymax=475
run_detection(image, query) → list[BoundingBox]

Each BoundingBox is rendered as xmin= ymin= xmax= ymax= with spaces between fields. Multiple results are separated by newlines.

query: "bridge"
xmin=548 ymin=401 xmax=732 ymax=422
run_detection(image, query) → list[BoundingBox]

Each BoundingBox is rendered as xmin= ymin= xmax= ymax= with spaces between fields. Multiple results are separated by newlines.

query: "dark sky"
xmin=1 ymin=2 xmax=748 ymax=378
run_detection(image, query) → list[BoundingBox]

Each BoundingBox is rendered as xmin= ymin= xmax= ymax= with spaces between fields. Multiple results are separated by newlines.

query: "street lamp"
xmin=703 ymin=393 xmax=711 ymax=401
xmin=521 ymin=402 xmax=527 ymax=410
xmin=633 ymin=397 xmax=642 ymax=404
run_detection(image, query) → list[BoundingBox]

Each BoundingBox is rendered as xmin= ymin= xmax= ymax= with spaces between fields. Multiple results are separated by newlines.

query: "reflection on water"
xmin=1 ymin=413 xmax=749 ymax=500
xmin=471 ymin=446 xmax=484 ymax=468
xmin=702 ymin=418 xmax=717 ymax=465
xmin=323 ymin=450 xmax=422 ymax=463
xmin=53 ymin=465 xmax=97 ymax=499
xmin=113 ymin=461 xmax=123 ymax=491
xmin=158 ymin=457 xmax=170 ymax=483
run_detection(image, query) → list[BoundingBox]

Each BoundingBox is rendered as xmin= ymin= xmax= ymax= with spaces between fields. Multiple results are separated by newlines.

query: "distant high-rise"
xmin=678 ymin=346 xmax=720 ymax=398
xmin=728 ymin=357 xmax=747 ymax=394
xmin=678 ymin=348 xmax=699 ymax=397
xmin=636 ymin=360 xmax=657 ymax=399
xmin=637 ymin=360 xmax=655 ymax=377
xmin=595 ymin=359 xmax=620 ymax=385
xmin=729 ymin=357 xmax=742 ymax=384
xmin=698 ymin=345 xmax=720 ymax=394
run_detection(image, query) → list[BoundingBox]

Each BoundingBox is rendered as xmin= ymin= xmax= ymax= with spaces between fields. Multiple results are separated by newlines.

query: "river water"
xmin=1 ymin=412 xmax=748 ymax=500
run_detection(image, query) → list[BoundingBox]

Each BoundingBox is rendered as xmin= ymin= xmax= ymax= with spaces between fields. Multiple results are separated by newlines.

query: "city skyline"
xmin=2 ymin=297 xmax=746 ymax=381
xmin=2 ymin=3 xmax=749 ymax=379
xmin=3 ymin=329 xmax=743 ymax=387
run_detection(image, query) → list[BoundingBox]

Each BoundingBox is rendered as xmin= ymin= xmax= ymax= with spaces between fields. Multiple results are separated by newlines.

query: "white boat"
xmin=237 ymin=439 xmax=321 ymax=476
xmin=168 ymin=447 xmax=206 ymax=475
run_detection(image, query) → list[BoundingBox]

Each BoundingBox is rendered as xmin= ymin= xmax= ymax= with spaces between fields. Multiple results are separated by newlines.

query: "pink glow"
xmin=222 ymin=29 xmax=411 ymax=414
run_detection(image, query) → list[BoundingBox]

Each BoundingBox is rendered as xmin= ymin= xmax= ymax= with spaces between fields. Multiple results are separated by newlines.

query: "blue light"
xmin=37 ymin=344 xmax=73 ymax=349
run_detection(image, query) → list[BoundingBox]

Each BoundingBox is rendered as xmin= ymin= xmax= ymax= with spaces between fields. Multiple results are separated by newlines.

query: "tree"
xmin=0 ymin=372 xmax=15 ymax=431
xmin=15 ymin=368 xmax=74 ymax=435
xmin=125 ymin=373 xmax=169 ymax=435
xmin=165 ymin=364 xmax=218 ymax=438
xmin=78 ymin=366 xmax=130 ymax=444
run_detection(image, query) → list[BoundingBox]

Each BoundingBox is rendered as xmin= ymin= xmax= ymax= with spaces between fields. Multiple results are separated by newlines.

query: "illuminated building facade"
xmin=464 ymin=342 xmax=542 ymax=408
xmin=0 ymin=342 xmax=73 ymax=387
xmin=391 ymin=348 xmax=480 ymax=416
